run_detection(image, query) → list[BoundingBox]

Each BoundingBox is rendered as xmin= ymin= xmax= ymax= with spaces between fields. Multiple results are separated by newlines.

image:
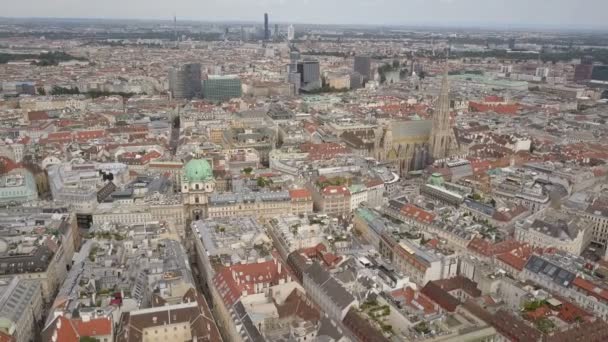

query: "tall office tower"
xmin=574 ymin=56 xmax=594 ymax=83
xmin=173 ymin=15 xmax=177 ymax=42
xmin=287 ymin=25 xmax=295 ymax=41
xmin=508 ymin=38 xmax=516 ymax=50
xmin=264 ymin=13 xmax=269 ymax=41
xmin=349 ymin=72 xmax=364 ymax=89
xmin=274 ymin=24 xmax=279 ymax=39
xmin=297 ymin=60 xmax=321 ymax=91
xmin=429 ymin=71 xmax=458 ymax=161
xmin=169 ymin=63 xmax=202 ymax=99
xmin=353 ymin=55 xmax=372 ymax=80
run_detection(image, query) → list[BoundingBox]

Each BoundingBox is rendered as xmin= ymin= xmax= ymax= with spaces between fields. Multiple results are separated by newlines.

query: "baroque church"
xmin=181 ymin=158 xmax=215 ymax=221
xmin=375 ymin=71 xmax=458 ymax=175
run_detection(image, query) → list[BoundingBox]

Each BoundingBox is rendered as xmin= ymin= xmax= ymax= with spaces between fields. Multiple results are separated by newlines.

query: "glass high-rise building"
xmin=169 ymin=63 xmax=202 ymax=99
xmin=203 ymin=75 xmax=242 ymax=102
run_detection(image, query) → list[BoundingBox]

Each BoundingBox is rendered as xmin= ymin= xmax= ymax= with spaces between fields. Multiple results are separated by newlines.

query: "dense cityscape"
xmin=0 ymin=6 xmax=607 ymax=342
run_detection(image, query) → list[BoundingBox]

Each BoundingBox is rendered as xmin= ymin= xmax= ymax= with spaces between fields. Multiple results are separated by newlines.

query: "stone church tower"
xmin=429 ymin=71 xmax=458 ymax=162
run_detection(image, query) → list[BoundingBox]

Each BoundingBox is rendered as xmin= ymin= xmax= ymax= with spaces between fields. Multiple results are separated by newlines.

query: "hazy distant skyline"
xmin=4 ymin=0 xmax=608 ymax=29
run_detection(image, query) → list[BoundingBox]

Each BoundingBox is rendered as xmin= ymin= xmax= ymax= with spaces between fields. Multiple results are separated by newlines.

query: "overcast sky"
xmin=4 ymin=0 xmax=607 ymax=29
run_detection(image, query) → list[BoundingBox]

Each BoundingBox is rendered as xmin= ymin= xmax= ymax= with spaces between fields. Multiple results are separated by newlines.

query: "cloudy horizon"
xmin=3 ymin=0 xmax=607 ymax=30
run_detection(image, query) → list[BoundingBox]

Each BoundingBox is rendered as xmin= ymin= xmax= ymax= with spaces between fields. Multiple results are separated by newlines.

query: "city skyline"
xmin=3 ymin=0 xmax=608 ymax=30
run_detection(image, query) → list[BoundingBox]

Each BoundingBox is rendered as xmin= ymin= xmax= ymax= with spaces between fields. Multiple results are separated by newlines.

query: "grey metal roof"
xmin=232 ymin=301 xmax=265 ymax=342
xmin=209 ymin=191 xmax=290 ymax=206
xmin=305 ymin=262 xmax=356 ymax=310
xmin=524 ymin=255 xmax=575 ymax=288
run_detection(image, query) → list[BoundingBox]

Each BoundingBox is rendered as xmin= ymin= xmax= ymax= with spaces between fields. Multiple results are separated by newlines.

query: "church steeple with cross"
xmin=429 ymin=67 xmax=458 ymax=161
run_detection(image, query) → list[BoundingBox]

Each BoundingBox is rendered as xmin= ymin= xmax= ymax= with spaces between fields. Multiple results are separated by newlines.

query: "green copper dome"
xmin=184 ymin=158 xmax=213 ymax=182
xmin=428 ymin=172 xmax=445 ymax=187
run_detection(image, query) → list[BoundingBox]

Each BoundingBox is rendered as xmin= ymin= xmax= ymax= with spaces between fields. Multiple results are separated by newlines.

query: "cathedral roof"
xmin=391 ymin=120 xmax=432 ymax=140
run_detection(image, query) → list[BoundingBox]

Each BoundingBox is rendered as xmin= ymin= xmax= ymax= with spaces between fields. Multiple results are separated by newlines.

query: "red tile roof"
xmin=364 ymin=178 xmax=384 ymax=188
xmin=275 ymin=289 xmax=320 ymax=321
xmin=485 ymin=95 xmax=505 ymax=103
xmin=421 ymin=281 xmax=459 ymax=312
xmin=45 ymin=132 xmax=73 ymax=142
xmin=425 ymin=238 xmax=440 ymax=248
xmin=51 ymin=317 xmax=79 ymax=342
xmin=213 ymin=259 xmax=289 ymax=306
xmin=468 ymin=238 xmax=523 ymax=258
xmin=27 ymin=110 xmax=49 ymax=121
xmin=554 ymin=297 xmax=592 ymax=323
xmin=573 ymin=277 xmax=608 ymax=302
xmin=496 ymin=244 xmax=534 ymax=271
xmin=75 ymin=130 xmax=106 ymax=142
xmin=542 ymin=319 xmax=608 ymax=342
xmin=289 ymin=188 xmax=312 ymax=199
xmin=525 ymin=306 xmax=551 ymax=321
xmin=43 ymin=316 xmax=111 ymax=342
xmin=400 ymin=204 xmax=435 ymax=224
xmin=321 ymin=252 xmax=342 ymax=267
xmin=321 ymin=185 xmax=350 ymax=196
xmin=469 ymin=102 xmax=520 ymax=115
xmin=390 ymin=287 xmax=439 ymax=315
xmin=0 ymin=157 xmax=21 ymax=174
xmin=0 ymin=331 xmax=14 ymax=342
xmin=72 ymin=318 xmax=112 ymax=337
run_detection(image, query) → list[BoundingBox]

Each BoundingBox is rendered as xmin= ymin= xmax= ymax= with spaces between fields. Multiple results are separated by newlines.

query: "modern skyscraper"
xmin=287 ymin=25 xmax=295 ymax=41
xmin=429 ymin=70 xmax=458 ymax=161
xmin=169 ymin=63 xmax=202 ymax=99
xmin=202 ymin=75 xmax=242 ymax=102
xmin=274 ymin=24 xmax=279 ymax=39
xmin=297 ymin=60 xmax=321 ymax=91
xmin=264 ymin=13 xmax=269 ymax=41
xmin=353 ymin=55 xmax=371 ymax=80
xmin=287 ymin=51 xmax=301 ymax=94
xmin=173 ymin=15 xmax=177 ymax=42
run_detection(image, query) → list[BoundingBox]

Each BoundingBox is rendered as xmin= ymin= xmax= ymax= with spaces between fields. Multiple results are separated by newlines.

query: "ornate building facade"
xmin=376 ymin=120 xmax=432 ymax=175
xmin=181 ymin=158 xmax=215 ymax=220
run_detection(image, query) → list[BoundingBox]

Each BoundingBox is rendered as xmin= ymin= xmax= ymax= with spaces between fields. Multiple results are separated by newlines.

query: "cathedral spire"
xmin=429 ymin=65 xmax=457 ymax=161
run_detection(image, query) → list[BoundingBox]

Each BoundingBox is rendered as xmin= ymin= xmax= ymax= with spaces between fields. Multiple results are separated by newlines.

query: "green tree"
xmin=80 ymin=337 xmax=100 ymax=342
xmin=257 ymin=177 xmax=272 ymax=188
xmin=37 ymin=87 xmax=46 ymax=95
